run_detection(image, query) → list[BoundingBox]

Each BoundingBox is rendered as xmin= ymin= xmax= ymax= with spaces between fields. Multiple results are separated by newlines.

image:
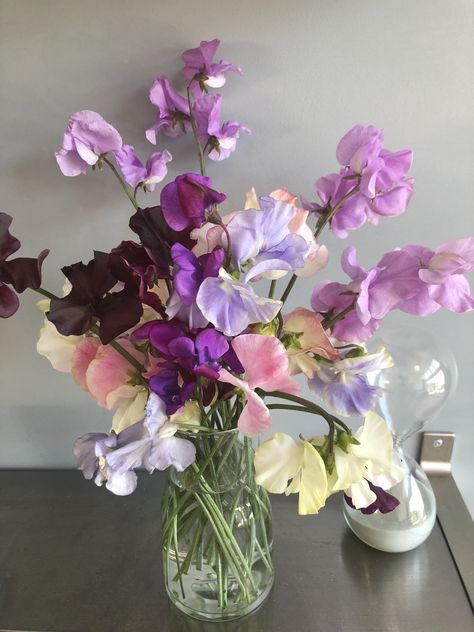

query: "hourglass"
xmin=343 ymin=326 xmax=458 ymax=553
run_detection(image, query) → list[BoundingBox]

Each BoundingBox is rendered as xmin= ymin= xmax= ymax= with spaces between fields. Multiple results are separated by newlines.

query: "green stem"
xmin=268 ymin=279 xmax=276 ymax=299
xmin=322 ymin=298 xmax=357 ymax=330
xmin=186 ymin=85 xmax=207 ymax=176
xmin=103 ymin=156 xmax=139 ymax=210
xmin=260 ymin=390 xmax=350 ymax=433
xmin=279 ymin=273 xmax=297 ymax=304
xmin=35 ymin=287 xmax=58 ymax=301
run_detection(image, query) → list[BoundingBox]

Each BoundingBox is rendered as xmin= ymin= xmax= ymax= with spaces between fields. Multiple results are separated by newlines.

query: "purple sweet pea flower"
xmin=193 ymin=94 xmax=250 ymax=161
xmin=55 ymin=110 xmax=123 ymax=176
xmin=113 ymin=144 xmax=172 ymax=191
xmin=308 ymin=346 xmax=393 ymax=417
xmin=166 ymin=244 xmax=225 ymax=328
xmin=146 ymin=76 xmax=191 ymax=143
xmin=345 ymin=481 xmax=400 ymax=514
xmin=0 ymin=213 xmax=49 ymax=318
xmin=196 ymin=268 xmax=282 ymax=337
xmin=73 ymin=394 xmax=196 ymax=495
xmin=160 ymin=173 xmax=226 ymax=232
xmin=307 ymin=125 xmax=414 ymax=238
xmin=226 ymin=196 xmax=309 ymax=282
xmin=182 ymin=38 xmax=241 ymax=91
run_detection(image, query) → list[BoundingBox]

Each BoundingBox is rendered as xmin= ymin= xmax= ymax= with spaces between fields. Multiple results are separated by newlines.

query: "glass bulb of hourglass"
xmin=343 ymin=326 xmax=458 ymax=553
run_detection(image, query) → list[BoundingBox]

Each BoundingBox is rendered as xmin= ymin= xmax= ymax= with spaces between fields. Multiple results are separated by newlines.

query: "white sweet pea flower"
xmin=331 ymin=411 xmax=404 ymax=508
xmin=110 ymin=387 xmax=149 ymax=434
xmin=255 ymin=432 xmax=328 ymax=515
xmin=37 ymin=318 xmax=84 ymax=372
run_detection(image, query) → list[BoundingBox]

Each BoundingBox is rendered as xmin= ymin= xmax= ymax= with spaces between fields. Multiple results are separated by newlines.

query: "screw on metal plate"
xmin=419 ymin=432 xmax=455 ymax=475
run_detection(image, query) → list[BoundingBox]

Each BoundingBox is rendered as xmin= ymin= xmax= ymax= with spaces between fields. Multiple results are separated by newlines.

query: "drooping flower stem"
xmin=35 ymin=287 xmax=58 ymax=301
xmin=268 ymin=279 xmax=277 ymax=299
xmin=186 ymin=85 xmax=207 ymax=177
xmin=103 ymin=156 xmax=139 ymax=210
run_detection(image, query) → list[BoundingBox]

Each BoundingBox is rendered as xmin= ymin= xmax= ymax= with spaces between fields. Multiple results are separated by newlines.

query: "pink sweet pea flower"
xmin=55 ymin=110 xmax=123 ymax=176
xmin=283 ymin=308 xmax=338 ymax=377
xmin=218 ymin=334 xmax=300 ymax=436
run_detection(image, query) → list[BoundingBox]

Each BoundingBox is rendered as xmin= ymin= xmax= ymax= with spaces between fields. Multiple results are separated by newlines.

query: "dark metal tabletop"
xmin=0 ymin=470 xmax=472 ymax=632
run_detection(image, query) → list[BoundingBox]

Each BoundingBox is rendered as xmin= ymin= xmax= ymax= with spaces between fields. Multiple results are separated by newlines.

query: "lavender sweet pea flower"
xmin=193 ymin=94 xmax=250 ymax=161
xmin=308 ymin=346 xmax=393 ymax=417
xmin=146 ymin=76 xmax=191 ymax=143
xmin=227 ymin=196 xmax=309 ymax=282
xmin=196 ymin=268 xmax=282 ymax=336
xmin=182 ymin=38 xmax=241 ymax=90
xmin=113 ymin=144 xmax=172 ymax=191
xmin=160 ymin=173 xmax=226 ymax=231
xmin=166 ymin=244 xmax=225 ymax=328
xmin=55 ymin=110 xmax=123 ymax=176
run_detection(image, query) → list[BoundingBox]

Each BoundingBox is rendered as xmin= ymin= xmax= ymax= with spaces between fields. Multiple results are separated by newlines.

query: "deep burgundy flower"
xmin=47 ymin=251 xmax=143 ymax=344
xmin=344 ymin=481 xmax=400 ymax=514
xmin=160 ymin=173 xmax=226 ymax=231
xmin=0 ymin=213 xmax=49 ymax=318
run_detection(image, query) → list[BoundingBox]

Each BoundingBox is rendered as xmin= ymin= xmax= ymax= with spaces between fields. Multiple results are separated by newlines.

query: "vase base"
xmin=166 ymin=576 xmax=274 ymax=622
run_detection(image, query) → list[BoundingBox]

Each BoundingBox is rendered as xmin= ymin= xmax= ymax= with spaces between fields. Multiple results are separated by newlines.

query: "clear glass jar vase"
xmin=161 ymin=429 xmax=274 ymax=621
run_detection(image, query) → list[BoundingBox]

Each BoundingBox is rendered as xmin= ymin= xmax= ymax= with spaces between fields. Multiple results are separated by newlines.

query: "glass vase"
xmin=161 ymin=429 xmax=274 ymax=621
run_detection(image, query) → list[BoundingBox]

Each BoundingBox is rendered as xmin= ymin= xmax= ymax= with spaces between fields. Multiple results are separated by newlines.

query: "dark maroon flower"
xmin=160 ymin=173 xmax=226 ymax=231
xmin=344 ymin=481 xmax=400 ymax=515
xmin=0 ymin=213 xmax=49 ymax=318
xmin=47 ymin=251 xmax=143 ymax=344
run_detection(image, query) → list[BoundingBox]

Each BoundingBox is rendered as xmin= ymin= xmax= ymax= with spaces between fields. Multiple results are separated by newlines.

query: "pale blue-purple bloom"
xmin=55 ymin=110 xmax=123 ymax=176
xmin=182 ymin=38 xmax=241 ymax=90
xmin=166 ymin=244 xmax=225 ymax=328
xmin=146 ymin=76 xmax=191 ymax=143
xmin=196 ymin=268 xmax=282 ymax=336
xmin=227 ymin=196 xmax=309 ymax=282
xmin=114 ymin=144 xmax=172 ymax=191
xmin=73 ymin=394 xmax=196 ymax=495
xmin=193 ymin=94 xmax=250 ymax=161
xmin=308 ymin=347 xmax=393 ymax=417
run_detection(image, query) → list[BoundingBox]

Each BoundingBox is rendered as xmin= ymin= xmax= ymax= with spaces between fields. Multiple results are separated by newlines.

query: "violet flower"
xmin=113 ymin=144 xmax=172 ymax=191
xmin=182 ymin=38 xmax=241 ymax=91
xmin=166 ymin=244 xmax=225 ymax=329
xmin=193 ymin=94 xmax=250 ymax=161
xmin=345 ymin=481 xmax=400 ymax=515
xmin=0 ymin=213 xmax=49 ymax=318
xmin=226 ymin=196 xmax=309 ymax=282
xmin=55 ymin=110 xmax=123 ymax=176
xmin=160 ymin=173 xmax=226 ymax=231
xmin=146 ymin=76 xmax=191 ymax=143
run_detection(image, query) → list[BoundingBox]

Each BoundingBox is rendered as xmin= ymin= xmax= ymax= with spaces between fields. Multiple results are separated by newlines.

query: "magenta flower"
xmin=182 ymin=38 xmax=241 ymax=90
xmin=0 ymin=213 xmax=49 ymax=318
xmin=113 ymin=145 xmax=171 ymax=191
xmin=146 ymin=76 xmax=191 ymax=143
xmin=193 ymin=94 xmax=250 ymax=161
xmin=218 ymin=334 xmax=300 ymax=436
xmin=55 ymin=110 xmax=123 ymax=176
xmin=160 ymin=173 xmax=226 ymax=231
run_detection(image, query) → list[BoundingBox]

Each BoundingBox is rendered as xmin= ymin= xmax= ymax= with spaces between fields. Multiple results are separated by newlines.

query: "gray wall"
xmin=1 ymin=0 xmax=473 ymax=516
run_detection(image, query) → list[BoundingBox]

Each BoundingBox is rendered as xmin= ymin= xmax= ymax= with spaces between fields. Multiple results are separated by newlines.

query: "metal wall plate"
xmin=420 ymin=431 xmax=455 ymax=475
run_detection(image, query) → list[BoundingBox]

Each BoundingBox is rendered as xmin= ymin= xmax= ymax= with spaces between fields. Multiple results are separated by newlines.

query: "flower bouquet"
xmin=1 ymin=38 xmax=473 ymax=622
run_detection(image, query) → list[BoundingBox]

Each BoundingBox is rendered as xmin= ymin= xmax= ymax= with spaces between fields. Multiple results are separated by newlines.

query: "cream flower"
xmin=255 ymin=432 xmax=328 ymax=514
xmin=36 ymin=318 xmax=84 ymax=372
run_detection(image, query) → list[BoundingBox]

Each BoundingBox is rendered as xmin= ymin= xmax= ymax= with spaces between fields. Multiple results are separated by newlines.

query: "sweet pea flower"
xmin=182 ymin=38 xmax=241 ymax=90
xmin=146 ymin=76 xmax=190 ymax=143
xmin=193 ymin=94 xmax=250 ymax=161
xmin=37 ymin=318 xmax=84 ymax=372
xmin=166 ymin=244 xmax=225 ymax=329
xmin=196 ymin=269 xmax=282 ymax=337
xmin=0 ymin=213 xmax=49 ymax=318
xmin=160 ymin=173 xmax=226 ymax=231
xmin=344 ymin=481 xmax=400 ymax=515
xmin=307 ymin=125 xmax=414 ymax=238
xmin=254 ymin=433 xmax=329 ymax=515
xmin=226 ymin=196 xmax=309 ymax=282
xmin=113 ymin=144 xmax=172 ymax=191
xmin=308 ymin=346 xmax=393 ymax=417
xmin=330 ymin=411 xmax=404 ymax=510
xmin=218 ymin=334 xmax=300 ymax=435
xmin=269 ymin=188 xmax=329 ymax=278
xmin=55 ymin=110 xmax=123 ymax=176
xmin=283 ymin=308 xmax=338 ymax=377
xmin=74 ymin=393 xmax=196 ymax=495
